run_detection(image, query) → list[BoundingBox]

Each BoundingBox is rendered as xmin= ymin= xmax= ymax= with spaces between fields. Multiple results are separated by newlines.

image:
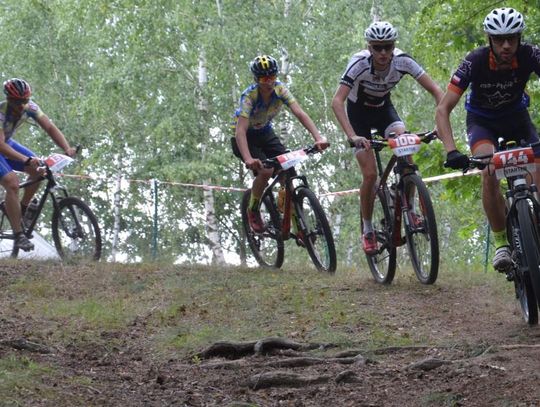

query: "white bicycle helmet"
xmin=483 ymin=8 xmax=525 ymax=35
xmin=364 ymin=21 xmax=398 ymax=42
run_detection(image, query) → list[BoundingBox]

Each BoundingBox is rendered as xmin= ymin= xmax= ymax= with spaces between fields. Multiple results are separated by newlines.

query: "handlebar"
xmin=462 ymin=139 xmax=540 ymax=173
xmin=262 ymin=145 xmax=321 ymax=169
xmin=351 ymin=130 xmax=438 ymax=151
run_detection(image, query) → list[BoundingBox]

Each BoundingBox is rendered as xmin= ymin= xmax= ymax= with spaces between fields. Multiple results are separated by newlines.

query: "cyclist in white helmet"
xmin=332 ymin=21 xmax=443 ymax=254
xmin=436 ymin=7 xmax=540 ymax=272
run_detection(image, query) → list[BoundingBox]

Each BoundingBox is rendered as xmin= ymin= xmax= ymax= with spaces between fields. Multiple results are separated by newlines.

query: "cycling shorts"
xmin=346 ymin=99 xmax=404 ymax=139
xmin=0 ymin=139 xmax=35 ymax=179
xmin=466 ymin=109 xmax=540 ymax=157
xmin=230 ymin=127 xmax=287 ymax=161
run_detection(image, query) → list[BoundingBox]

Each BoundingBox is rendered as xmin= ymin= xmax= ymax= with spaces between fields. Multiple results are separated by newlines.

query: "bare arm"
xmin=289 ymin=102 xmax=328 ymax=150
xmin=234 ymin=116 xmax=261 ymax=170
xmin=435 ymin=90 xmax=462 ymax=152
xmin=0 ymin=130 xmax=40 ymax=169
xmin=36 ymin=114 xmax=76 ymax=157
xmin=331 ymin=84 xmax=370 ymax=149
xmin=331 ymin=84 xmax=355 ymax=141
xmin=417 ymin=73 xmax=444 ymax=105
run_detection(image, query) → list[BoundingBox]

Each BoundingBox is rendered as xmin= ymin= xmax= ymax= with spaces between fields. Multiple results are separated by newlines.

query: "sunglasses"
xmin=371 ymin=44 xmax=395 ymax=52
xmin=9 ymin=98 xmax=29 ymax=106
xmin=490 ymin=35 xmax=519 ymax=45
xmin=258 ymin=75 xmax=277 ymax=83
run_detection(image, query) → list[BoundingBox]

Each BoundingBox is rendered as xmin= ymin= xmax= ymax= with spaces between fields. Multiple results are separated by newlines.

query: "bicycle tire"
xmin=52 ymin=197 xmax=102 ymax=262
xmin=366 ymin=186 xmax=396 ymax=284
xmin=515 ymin=198 xmax=540 ymax=318
xmin=241 ymin=189 xmax=284 ymax=268
xmin=294 ymin=187 xmax=336 ymax=273
xmin=403 ymin=174 xmax=439 ymax=284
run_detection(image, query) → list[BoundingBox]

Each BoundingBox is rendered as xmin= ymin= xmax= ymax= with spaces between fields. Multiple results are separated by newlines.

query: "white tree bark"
xmin=111 ymin=162 xmax=122 ymax=262
xmin=199 ymin=50 xmax=225 ymax=265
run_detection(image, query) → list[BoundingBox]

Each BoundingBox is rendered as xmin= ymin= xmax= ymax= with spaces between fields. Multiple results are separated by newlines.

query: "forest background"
xmin=1 ymin=0 xmax=539 ymax=268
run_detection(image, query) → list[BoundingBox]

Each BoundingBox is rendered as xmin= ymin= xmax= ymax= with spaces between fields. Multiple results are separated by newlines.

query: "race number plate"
xmin=388 ymin=134 xmax=421 ymax=157
xmin=492 ymin=147 xmax=536 ymax=180
xmin=277 ymin=149 xmax=308 ymax=170
xmin=44 ymin=153 xmax=74 ymax=173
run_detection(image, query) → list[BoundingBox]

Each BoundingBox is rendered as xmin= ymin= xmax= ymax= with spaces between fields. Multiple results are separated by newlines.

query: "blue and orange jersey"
xmin=0 ymin=100 xmax=44 ymax=141
xmin=232 ymin=82 xmax=297 ymax=131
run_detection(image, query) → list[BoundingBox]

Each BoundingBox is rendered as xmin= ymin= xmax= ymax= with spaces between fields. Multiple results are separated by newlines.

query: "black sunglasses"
xmin=371 ymin=44 xmax=394 ymax=52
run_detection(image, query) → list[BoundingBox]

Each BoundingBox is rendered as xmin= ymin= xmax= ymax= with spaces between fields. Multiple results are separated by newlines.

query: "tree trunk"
xmin=198 ymin=51 xmax=225 ymax=265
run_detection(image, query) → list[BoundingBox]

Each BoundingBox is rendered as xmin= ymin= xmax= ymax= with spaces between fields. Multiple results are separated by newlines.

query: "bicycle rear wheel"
xmin=52 ymin=197 xmax=102 ymax=262
xmin=366 ymin=186 xmax=396 ymax=284
xmin=295 ymin=187 xmax=336 ymax=273
xmin=241 ymin=189 xmax=284 ymax=268
xmin=403 ymin=174 xmax=439 ymax=284
xmin=515 ymin=198 xmax=540 ymax=323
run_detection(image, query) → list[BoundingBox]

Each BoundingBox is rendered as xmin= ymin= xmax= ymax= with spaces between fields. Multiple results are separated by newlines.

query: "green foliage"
xmin=0 ymin=0 xmax=525 ymax=263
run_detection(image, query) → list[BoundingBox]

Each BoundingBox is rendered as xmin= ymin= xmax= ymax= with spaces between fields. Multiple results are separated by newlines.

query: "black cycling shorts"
xmin=466 ymin=109 xmax=540 ymax=157
xmin=346 ymin=99 xmax=403 ymax=139
xmin=230 ymin=127 xmax=287 ymax=161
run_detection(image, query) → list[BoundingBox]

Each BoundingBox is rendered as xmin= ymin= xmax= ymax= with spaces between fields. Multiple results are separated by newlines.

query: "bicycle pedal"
xmin=505 ymin=271 xmax=514 ymax=282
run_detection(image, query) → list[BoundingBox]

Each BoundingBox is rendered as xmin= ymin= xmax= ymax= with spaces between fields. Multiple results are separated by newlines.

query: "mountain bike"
xmin=240 ymin=145 xmax=336 ymax=273
xmin=465 ymin=140 xmax=540 ymax=325
xmin=0 ymin=152 xmax=102 ymax=262
xmin=364 ymin=130 xmax=439 ymax=285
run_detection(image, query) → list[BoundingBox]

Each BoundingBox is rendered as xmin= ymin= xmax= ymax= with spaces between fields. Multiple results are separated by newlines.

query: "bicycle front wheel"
xmin=403 ymin=174 xmax=439 ymax=284
xmin=241 ymin=189 xmax=284 ymax=268
xmin=516 ymin=199 xmax=540 ymax=315
xmin=295 ymin=187 xmax=336 ymax=273
xmin=52 ymin=197 xmax=102 ymax=262
xmin=366 ymin=186 xmax=396 ymax=284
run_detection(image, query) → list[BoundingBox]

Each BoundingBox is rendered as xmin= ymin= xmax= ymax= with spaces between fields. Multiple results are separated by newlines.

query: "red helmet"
xmin=3 ymin=78 xmax=31 ymax=100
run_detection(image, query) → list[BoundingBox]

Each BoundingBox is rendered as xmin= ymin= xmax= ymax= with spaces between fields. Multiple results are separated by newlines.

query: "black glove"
xmin=444 ymin=150 xmax=469 ymax=170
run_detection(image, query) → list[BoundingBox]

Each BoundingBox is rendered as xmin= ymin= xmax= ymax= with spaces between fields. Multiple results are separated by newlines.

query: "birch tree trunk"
xmin=198 ymin=50 xmax=226 ymax=265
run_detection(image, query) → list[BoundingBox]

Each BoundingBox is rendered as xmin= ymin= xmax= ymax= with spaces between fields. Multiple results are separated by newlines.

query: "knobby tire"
xmin=295 ymin=187 xmax=336 ymax=273
xmin=52 ymin=197 xmax=102 ymax=262
xmin=403 ymin=174 xmax=439 ymax=284
xmin=515 ymin=198 xmax=540 ymax=323
xmin=241 ymin=189 xmax=284 ymax=269
xmin=366 ymin=186 xmax=397 ymax=284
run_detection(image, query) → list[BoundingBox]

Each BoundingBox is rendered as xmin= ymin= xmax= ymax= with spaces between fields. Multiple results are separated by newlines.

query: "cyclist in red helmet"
xmin=0 ymin=78 xmax=77 ymax=251
xmin=232 ymin=55 xmax=329 ymax=233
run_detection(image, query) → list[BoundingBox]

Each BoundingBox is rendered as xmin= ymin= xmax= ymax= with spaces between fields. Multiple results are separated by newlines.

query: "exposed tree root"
xmin=246 ymin=371 xmax=332 ymax=390
xmin=0 ymin=338 xmax=52 ymax=354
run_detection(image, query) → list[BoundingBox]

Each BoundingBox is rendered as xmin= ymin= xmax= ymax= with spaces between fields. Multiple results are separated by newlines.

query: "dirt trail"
xmin=1 ymin=263 xmax=540 ymax=406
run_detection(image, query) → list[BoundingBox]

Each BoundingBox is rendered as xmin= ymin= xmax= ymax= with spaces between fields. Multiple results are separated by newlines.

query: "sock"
xmin=248 ymin=193 xmax=261 ymax=211
xmin=493 ymin=229 xmax=508 ymax=249
xmin=363 ymin=219 xmax=373 ymax=234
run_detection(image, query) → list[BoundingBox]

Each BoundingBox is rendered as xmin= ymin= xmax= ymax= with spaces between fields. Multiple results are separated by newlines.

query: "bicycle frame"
xmin=260 ymin=166 xmax=310 ymax=240
xmin=0 ymin=166 xmax=70 ymax=241
xmin=373 ymin=133 xmax=432 ymax=248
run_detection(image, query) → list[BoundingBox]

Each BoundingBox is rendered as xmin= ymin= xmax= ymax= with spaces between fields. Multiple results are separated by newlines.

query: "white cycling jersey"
xmin=339 ymin=48 xmax=425 ymax=107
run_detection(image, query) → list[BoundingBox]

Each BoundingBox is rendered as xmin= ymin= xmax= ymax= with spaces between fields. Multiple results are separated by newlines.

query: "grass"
xmin=0 ymin=258 xmax=518 ymax=404
xmin=1 ymin=259 xmax=508 ymax=354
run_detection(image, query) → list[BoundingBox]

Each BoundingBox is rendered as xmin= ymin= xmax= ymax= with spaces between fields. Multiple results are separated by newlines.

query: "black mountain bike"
xmin=241 ymin=145 xmax=336 ymax=273
xmin=0 ymin=152 xmax=102 ymax=261
xmin=465 ymin=140 xmax=540 ymax=325
xmin=365 ymin=131 xmax=439 ymax=284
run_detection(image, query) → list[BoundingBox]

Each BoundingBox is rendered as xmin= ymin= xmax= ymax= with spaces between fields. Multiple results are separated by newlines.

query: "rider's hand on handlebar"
xmin=350 ymin=135 xmax=371 ymax=151
xmin=314 ymin=138 xmax=330 ymax=152
xmin=64 ymin=146 xmax=77 ymax=158
xmin=245 ymin=157 xmax=263 ymax=171
xmin=444 ymin=149 xmax=469 ymax=170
